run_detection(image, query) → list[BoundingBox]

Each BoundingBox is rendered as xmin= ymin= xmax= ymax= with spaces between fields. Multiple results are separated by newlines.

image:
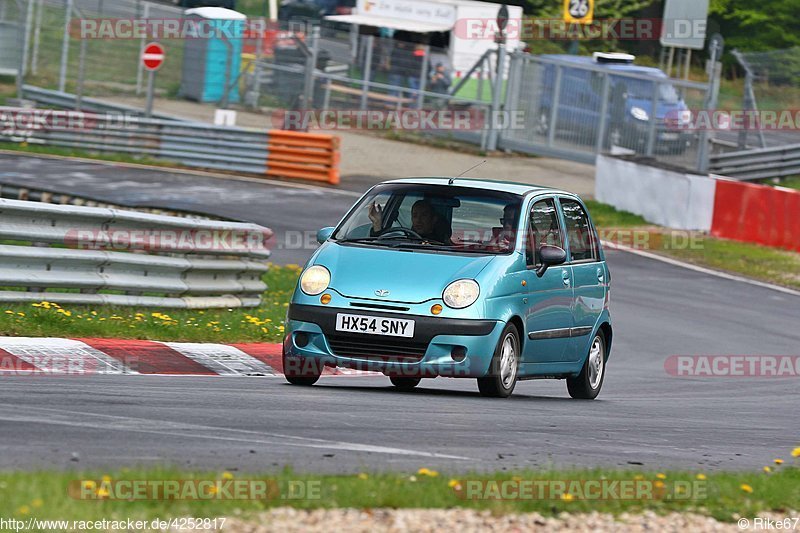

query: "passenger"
xmin=368 ymin=199 xmax=451 ymax=243
xmin=488 ymin=203 xmax=518 ymax=249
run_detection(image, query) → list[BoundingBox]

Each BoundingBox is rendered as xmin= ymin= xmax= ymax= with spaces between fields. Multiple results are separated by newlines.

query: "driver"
xmin=488 ymin=203 xmax=518 ymax=250
xmin=368 ymin=200 xmax=451 ymax=243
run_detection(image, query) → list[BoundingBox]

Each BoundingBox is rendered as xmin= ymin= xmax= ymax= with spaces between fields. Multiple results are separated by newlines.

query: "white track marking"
xmin=0 ymin=337 xmax=130 ymax=374
xmin=603 ymin=240 xmax=800 ymax=298
xmin=0 ymin=406 xmax=469 ymax=460
xmin=160 ymin=342 xmax=278 ymax=376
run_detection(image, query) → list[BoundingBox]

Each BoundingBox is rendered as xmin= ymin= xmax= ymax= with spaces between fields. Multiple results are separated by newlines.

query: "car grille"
xmin=327 ymin=334 xmax=428 ymax=362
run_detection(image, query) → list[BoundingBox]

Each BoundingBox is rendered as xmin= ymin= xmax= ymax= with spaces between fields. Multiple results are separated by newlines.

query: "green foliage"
xmin=709 ymin=0 xmax=800 ymax=52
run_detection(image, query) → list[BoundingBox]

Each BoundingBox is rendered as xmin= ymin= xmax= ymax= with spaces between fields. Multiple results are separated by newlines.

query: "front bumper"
xmin=284 ymin=303 xmax=503 ymax=378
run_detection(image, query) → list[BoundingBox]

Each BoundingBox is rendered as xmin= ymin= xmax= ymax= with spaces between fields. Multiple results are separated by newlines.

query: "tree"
xmin=709 ymin=0 xmax=800 ymax=51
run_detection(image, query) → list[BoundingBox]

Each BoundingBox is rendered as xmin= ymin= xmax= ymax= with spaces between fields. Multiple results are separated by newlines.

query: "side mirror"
xmin=536 ymin=245 xmax=567 ymax=278
xmin=316 ymin=226 xmax=335 ymax=244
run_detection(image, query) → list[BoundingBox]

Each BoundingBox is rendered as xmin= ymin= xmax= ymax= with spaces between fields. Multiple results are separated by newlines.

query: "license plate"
xmin=335 ymin=313 xmax=415 ymax=338
xmin=661 ymin=133 xmax=680 ymax=141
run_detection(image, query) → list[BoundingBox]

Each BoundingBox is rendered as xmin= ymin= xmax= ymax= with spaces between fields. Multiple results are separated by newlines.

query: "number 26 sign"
xmin=564 ymin=0 xmax=593 ymax=24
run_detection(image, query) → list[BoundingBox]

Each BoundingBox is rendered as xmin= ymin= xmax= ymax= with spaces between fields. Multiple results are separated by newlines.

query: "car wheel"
xmin=390 ymin=377 xmax=421 ymax=390
xmin=567 ymin=331 xmax=606 ymax=399
xmin=477 ymin=323 xmax=520 ymax=398
xmin=283 ymin=352 xmax=322 ymax=386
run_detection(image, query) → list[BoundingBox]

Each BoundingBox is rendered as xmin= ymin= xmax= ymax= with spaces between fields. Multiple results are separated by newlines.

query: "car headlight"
xmin=300 ymin=265 xmax=330 ymax=295
xmin=442 ymin=279 xmax=480 ymax=309
xmin=631 ymin=106 xmax=649 ymax=121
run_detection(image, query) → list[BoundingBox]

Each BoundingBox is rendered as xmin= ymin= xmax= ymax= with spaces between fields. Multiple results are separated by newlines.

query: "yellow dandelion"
xmin=740 ymin=484 xmax=753 ymax=494
xmin=763 ymin=466 xmax=772 ymax=473
xmin=18 ymin=506 xmax=30 ymax=515
xmin=222 ymin=471 xmax=234 ymax=480
xmin=417 ymin=467 xmax=438 ymax=477
xmin=560 ymin=493 xmax=574 ymax=502
xmin=102 ymin=475 xmax=112 ymax=483
xmin=82 ymin=480 xmax=96 ymax=490
xmin=96 ymin=488 xmax=110 ymax=497
xmin=774 ymin=459 xmax=784 ymax=465
xmin=633 ymin=474 xmax=644 ymax=480
xmin=358 ymin=473 xmax=369 ymax=480
xmin=696 ymin=474 xmax=706 ymax=480
xmin=31 ymin=499 xmax=43 ymax=508
xmin=791 ymin=447 xmax=800 ymax=458
xmin=655 ymin=473 xmax=666 ymax=480
xmin=448 ymin=479 xmax=460 ymax=488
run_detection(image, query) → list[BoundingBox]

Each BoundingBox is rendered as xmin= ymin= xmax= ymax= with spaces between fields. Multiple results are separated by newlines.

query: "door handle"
xmin=597 ymin=267 xmax=604 ymax=282
xmin=562 ymin=270 xmax=571 ymax=286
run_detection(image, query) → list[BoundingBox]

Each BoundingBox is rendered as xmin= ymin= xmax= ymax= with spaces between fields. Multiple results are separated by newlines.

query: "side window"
xmin=527 ymin=198 xmax=563 ymax=266
xmin=560 ymin=198 xmax=597 ymax=262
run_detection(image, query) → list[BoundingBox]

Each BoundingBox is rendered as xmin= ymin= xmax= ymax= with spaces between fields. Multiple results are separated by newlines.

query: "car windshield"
xmin=614 ymin=76 xmax=681 ymax=104
xmin=333 ymin=183 xmax=523 ymax=254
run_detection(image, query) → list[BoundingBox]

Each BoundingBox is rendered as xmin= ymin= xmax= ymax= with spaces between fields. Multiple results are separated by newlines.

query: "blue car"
xmin=538 ymin=53 xmax=693 ymax=154
xmin=283 ymin=178 xmax=612 ymax=398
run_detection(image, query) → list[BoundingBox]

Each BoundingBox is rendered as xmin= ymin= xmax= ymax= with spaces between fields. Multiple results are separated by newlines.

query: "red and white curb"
xmin=0 ymin=337 xmax=374 ymax=377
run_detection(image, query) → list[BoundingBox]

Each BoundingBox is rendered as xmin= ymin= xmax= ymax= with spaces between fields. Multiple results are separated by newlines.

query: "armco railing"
xmin=0 ymin=107 xmax=340 ymax=184
xmin=709 ymin=143 xmax=800 ymax=181
xmin=0 ymin=198 xmax=272 ymax=308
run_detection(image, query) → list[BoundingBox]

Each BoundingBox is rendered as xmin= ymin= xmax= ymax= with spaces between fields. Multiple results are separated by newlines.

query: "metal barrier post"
xmin=416 ymin=45 xmax=429 ymax=109
xmin=547 ymin=64 xmax=562 ymax=147
xmin=645 ymin=80 xmax=660 ymax=156
xmin=360 ymin=35 xmax=373 ymax=111
xmin=303 ymin=25 xmax=320 ymax=109
xmin=16 ymin=0 xmax=34 ymax=99
xmin=75 ymin=38 xmax=87 ymax=110
xmin=136 ymin=2 xmax=151 ymax=95
xmin=31 ymin=0 xmax=43 ymax=75
xmin=486 ymin=44 xmax=506 ymax=151
xmin=594 ymin=73 xmax=611 ymax=154
xmin=58 ymin=0 xmax=74 ymax=93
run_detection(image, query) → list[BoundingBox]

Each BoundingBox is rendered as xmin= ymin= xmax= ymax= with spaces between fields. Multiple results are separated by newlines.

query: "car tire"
xmin=283 ymin=352 xmax=322 ymax=386
xmin=390 ymin=377 xmax=421 ymax=390
xmin=477 ymin=323 xmax=520 ymax=398
xmin=567 ymin=331 xmax=606 ymax=400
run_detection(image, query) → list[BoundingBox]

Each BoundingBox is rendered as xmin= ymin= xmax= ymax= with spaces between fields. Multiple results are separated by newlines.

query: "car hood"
xmin=314 ymin=242 xmax=495 ymax=304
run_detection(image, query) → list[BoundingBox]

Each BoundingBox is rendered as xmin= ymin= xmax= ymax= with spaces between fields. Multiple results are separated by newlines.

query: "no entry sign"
xmin=142 ymin=42 xmax=165 ymax=71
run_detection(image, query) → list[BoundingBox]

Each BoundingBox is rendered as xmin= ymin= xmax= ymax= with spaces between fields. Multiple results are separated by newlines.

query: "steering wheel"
xmin=375 ymin=227 xmax=426 ymax=240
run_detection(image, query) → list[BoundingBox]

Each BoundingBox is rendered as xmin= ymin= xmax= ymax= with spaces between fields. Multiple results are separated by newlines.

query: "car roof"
xmin=381 ymin=177 xmax=575 ymax=198
xmin=540 ymin=54 xmax=668 ymax=77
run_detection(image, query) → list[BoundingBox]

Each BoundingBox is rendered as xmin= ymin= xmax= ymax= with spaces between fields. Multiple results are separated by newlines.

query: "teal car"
xmin=283 ymin=178 xmax=612 ymax=398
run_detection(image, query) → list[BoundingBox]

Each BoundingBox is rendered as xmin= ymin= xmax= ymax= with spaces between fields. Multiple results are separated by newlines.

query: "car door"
xmin=521 ymin=197 xmax=575 ymax=366
xmin=559 ymin=197 xmax=606 ymax=363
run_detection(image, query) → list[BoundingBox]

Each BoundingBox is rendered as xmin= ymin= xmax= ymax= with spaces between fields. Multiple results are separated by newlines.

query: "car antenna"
xmin=450 ymin=160 xmax=486 ymax=184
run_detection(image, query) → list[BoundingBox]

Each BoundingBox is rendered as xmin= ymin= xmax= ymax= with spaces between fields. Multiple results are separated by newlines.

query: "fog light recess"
xmin=451 ymin=346 xmax=466 ymax=362
xmin=295 ymin=332 xmax=310 ymax=348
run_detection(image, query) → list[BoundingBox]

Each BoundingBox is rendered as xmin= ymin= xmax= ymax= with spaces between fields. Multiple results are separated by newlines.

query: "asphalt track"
xmin=0 ymin=153 xmax=798 ymax=473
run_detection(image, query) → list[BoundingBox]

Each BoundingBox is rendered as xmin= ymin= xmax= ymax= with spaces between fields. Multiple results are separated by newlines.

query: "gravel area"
xmin=185 ymin=508 xmax=799 ymax=532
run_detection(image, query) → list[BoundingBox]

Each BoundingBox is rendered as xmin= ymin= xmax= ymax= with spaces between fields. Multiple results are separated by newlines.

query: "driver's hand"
xmin=368 ymin=202 xmax=383 ymax=231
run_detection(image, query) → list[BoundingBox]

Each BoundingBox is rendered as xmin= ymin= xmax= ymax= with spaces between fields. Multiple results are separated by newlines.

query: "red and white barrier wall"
xmin=596 ymin=155 xmax=800 ymax=253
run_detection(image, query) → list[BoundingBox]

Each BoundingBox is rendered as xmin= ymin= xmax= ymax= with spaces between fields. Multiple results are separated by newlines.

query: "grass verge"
xmin=584 ymin=200 xmax=800 ymax=291
xmin=0 ymin=266 xmax=300 ymax=344
xmin=1 ymin=466 xmax=797 ymax=525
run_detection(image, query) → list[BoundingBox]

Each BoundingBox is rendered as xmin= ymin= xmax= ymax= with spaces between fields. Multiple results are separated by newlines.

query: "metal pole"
xmin=416 ymin=45 xmax=429 ymax=110
xmin=486 ymin=43 xmax=506 ymax=151
xmin=303 ymin=25 xmax=320 ymax=109
xmin=136 ymin=2 xmax=151 ymax=95
xmin=666 ymin=46 xmax=675 ymax=78
xmin=594 ymin=73 xmax=611 ymax=154
xmin=547 ymin=64 xmax=562 ymax=146
xmin=645 ymin=79 xmax=660 ymax=156
xmin=16 ymin=0 xmax=34 ymax=100
xmin=359 ymin=35 xmax=373 ymax=111
xmin=683 ymin=48 xmax=692 ymax=80
xmin=58 ymin=0 xmax=74 ymax=93
xmin=31 ymin=0 xmax=44 ymax=75
xmin=145 ymin=70 xmax=156 ymax=117
xmin=75 ymin=38 xmax=87 ymax=110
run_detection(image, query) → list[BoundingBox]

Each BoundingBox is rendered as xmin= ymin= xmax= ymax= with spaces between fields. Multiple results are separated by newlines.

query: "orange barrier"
xmin=710 ymin=178 xmax=800 ymax=252
xmin=266 ymin=130 xmax=340 ymax=185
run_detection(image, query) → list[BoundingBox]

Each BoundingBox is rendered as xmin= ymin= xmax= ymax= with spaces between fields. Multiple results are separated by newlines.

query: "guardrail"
xmin=708 ymin=143 xmax=800 ymax=181
xmin=0 ymin=198 xmax=273 ymax=308
xmin=20 ymin=85 xmax=184 ymax=121
xmin=0 ymin=107 xmax=341 ymax=183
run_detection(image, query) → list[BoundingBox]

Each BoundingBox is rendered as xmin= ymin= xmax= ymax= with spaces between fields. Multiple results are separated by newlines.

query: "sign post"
xmin=563 ymin=0 xmax=593 ymax=54
xmin=141 ymin=42 xmax=165 ymax=118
